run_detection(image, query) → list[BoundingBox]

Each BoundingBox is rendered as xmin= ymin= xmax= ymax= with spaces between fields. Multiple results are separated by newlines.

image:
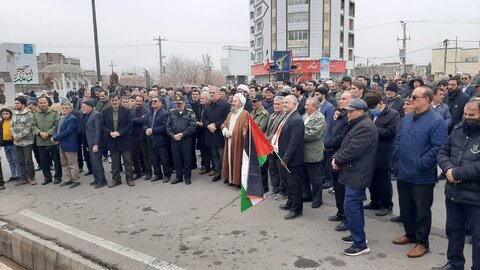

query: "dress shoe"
xmin=375 ymin=208 xmax=392 ymax=216
xmin=35 ymin=166 xmax=41 ymax=171
xmin=163 ymin=176 xmax=171 ymax=183
xmin=94 ymin=182 xmax=107 ymax=189
xmin=199 ymin=168 xmax=210 ymax=175
xmin=431 ymin=263 xmax=455 ymax=270
xmin=228 ymin=183 xmax=235 ymax=186
xmin=133 ymin=174 xmax=142 ymax=180
xmin=328 ymin=214 xmax=342 ymax=222
xmin=393 ymin=235 xmax=415 ymax=245
xmin=407 ymin=244 xmax=429 ymax=258
xmin=185 ymin=178 xmax=191 ymax=185
xmin=89 ymin=181 xmax=97 ymax=186
xmin=321 ymin=183 xmax=332 ymax=189
xmin=311 ymin=202 xmax=322 ymax=208
xmin=28 ymin=178 xmax=37 ymax=185
xmin=211 ymin=175 xmax=221 ymax=182
xmin=390 ymin=215 xmax=403 ymax=223
xmin=41 ymin=180 xmax=52 ymax=185
xmin=53 ymin=179 xmax=62 ymax=185
xmin=208 ymin=171 xmax=216 ymax=176
xmin=279 ymin=204 xmax=290 ymax=211
xmin=275 ymin=194 xmax=288 ymax=201
xmin=144 ymin=174 xmax=152 ymax=181
xmin=108 ymin=181 xmax=122 ymax=188
xmin=223 ymin=179 xmax=229 ymax=184
xmin=126 ymin=179 xmax=135 ymax=186
xmin=284 ymin=211 xmax=302 ymax=220
xmin=69 ymin=182 xmax=81 ymax=188
xmin=60 ymin=181 xmax=73 ymax=187
xmin=363 ymin=202 xmax=381 ymax=210
xmin=335 ymin=221 xmax=349 ymax=231
xmin=84 ymin=171 xmax=93 ymax=176
xmin=171 ymin=178 xmax=182 ymax=185
xmin=14 ymin=179 xmax=29 ymax=186
xmin=151 ymin=176 xmax=162 ymax=182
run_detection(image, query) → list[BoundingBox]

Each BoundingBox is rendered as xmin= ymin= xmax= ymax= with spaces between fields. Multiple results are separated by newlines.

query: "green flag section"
xmin=241 ymin=115 xmax=274 ymax=212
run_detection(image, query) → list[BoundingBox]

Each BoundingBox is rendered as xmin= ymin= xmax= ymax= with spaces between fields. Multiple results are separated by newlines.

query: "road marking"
xmin=19 ymin=209 xmax=184 ymax=270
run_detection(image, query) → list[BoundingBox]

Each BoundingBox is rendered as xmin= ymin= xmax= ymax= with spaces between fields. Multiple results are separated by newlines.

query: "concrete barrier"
xmin=0 ymin=221 xmax=107 ymax=270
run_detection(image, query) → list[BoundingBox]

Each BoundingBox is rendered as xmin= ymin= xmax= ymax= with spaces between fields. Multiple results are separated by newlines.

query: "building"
xmin=220 ymin=46 xmax=250 ymax=86
xmin=249 ymin=0 xmax=353 ymax=83
xmin=354 ymin=62 xmax=417 ymax=78
xmin=432 ymin=47 xmax=480 ymax=78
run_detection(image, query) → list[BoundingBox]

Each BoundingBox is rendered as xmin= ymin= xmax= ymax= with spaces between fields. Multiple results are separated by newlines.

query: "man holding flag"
xmin=274 ymin=95 xmax=305 ymax=220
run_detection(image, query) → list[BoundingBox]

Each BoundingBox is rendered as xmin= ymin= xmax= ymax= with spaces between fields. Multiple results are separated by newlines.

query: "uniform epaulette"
xmin=186 ymin=108 xmax=193 ymax=111
xmin=169 ymin=109 xmax=175 ymax=112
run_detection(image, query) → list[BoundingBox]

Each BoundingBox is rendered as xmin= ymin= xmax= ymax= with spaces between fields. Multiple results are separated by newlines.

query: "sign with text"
xmin=2 ymin=43 xmax=39 ymax=84
xmin=320 ymin=57 xmax=330 ymax=79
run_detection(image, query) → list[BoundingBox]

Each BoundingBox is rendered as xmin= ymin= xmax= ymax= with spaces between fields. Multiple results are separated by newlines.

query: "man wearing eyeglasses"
xmin=444 ymin=78 xmax=471 ymax=133
xmin=392 ymin=86 xmax=448 ymax=258
xmin=460 ymin=73 xmax=475 ymax=97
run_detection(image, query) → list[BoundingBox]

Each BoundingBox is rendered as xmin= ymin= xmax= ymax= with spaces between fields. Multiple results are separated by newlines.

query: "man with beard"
xmin=131 ymin=95 xmax=153 ymax=180
xmin=444 ymin=78 xmax=471 ymax=133
xmin=221 ymin=93 xmax=249 ymax=186
xmin=292 ymin=84 xmax=307 ymax=116
xmin=190 ymin=89 xmax=202 ymax=170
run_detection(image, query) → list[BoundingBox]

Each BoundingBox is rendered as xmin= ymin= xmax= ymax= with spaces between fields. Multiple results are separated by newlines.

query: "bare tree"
xmin=201 ymin=53 xmax=213 ymax=85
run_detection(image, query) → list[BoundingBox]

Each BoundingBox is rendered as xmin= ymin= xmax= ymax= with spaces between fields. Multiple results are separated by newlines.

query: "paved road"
xmin=0 ymin=158 xmax=473 ymax=270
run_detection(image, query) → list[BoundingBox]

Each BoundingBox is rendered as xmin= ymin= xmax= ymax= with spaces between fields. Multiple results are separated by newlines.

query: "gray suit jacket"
xmin=85 ymin=110 xmax=103 ymax=147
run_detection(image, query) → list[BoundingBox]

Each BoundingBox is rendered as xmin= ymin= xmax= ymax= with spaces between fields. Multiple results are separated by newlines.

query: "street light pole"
xmin=91 ymin=0 xmax=101 ymax=84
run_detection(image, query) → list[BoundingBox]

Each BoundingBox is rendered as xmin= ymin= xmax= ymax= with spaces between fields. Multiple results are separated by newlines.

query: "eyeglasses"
xmin=411 ymin=95 xmax=426 ymax=101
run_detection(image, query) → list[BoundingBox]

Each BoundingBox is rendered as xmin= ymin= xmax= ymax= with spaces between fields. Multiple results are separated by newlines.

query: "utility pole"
xmin=91 ymin=0 xmax=101 ymax=84
xmin=153 ymin=36 xmax=167 ymax=86
xmin=443 ymin=39 xmax=450 ymax=75
xmin=398 ymin=21 xmax=410 ymax=74
xmin=108 ymin=60 xmax=117 ymax=74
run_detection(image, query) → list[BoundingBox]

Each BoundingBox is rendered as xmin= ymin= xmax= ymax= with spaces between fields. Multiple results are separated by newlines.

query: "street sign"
xmin=320 ymin=57 xmax=330 ymax=79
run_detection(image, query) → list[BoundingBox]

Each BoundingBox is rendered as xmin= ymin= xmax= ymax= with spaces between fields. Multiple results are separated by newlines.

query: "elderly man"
xmin=102 ymin=94 xmax=135 ymax=187
xmin=52 ymin=102 xmax=80 ymax=188
xmin=364 ymin=92 xmax=400 ymax=217
xmin=197 ymin=91 xmax=213 ymax=174
xmin=81 ymin=99 xmax=107 ymax=188
xmin=204 ymin=86 xmax=231 ymax=182
xmin=236 ymin=84 xmax=253 ymax=113
xmin=276 ymin=95 xmax=305 ymax=220
xmin=221 ymin=93 xmax=249 ymax=186
xmin=166 ymin=95 xmax=197 ymax=185
xmin=266 ymin=96 xmax=287 ymax=200
xmin=303 ymin=98 xmax=326 ymax=208
xmin=324 ymin=91 xmax=356 ymax=232
xmin=435 ymin=100 xmax=480 ymax=270
xmin=332 ymin=98 xmax=378 ymax=256
xmin=33 ymin=96 xmax=62 ymax=185
xmin=392 ymin=86 xmax=448 ymax=258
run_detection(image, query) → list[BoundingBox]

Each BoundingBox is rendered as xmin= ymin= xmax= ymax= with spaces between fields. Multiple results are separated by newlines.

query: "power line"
xmin=356 ymin=41 xmax=443 ymax=60
xmin=37 ymin=39 xmax=249 ymax=49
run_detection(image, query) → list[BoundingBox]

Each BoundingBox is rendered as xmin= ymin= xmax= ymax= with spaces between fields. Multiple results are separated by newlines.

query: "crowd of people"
xmin=0 ymin=71 xmax=479 ymax=269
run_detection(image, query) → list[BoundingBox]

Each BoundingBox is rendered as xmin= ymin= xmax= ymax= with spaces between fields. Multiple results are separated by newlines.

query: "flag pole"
xmin=274 ymin=151 xmax=291 ymax=174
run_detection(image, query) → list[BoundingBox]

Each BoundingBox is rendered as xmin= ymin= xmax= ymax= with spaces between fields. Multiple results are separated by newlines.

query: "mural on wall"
xmin=3 ymin=43 xmax=39 ymax=84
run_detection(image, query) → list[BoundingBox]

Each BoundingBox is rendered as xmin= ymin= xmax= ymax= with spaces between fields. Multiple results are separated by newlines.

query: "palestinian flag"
xmin=241 ymin=115 xmax=274 ymax=212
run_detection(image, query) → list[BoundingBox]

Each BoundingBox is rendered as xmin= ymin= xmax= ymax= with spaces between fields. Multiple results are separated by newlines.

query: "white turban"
xmin=237 ymin=84 xmax=249 ymax=93
xmin=234 ymin=93 xmax=246 ymax=106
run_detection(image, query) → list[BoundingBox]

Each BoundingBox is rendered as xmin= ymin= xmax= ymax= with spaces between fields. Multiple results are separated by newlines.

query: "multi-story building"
xmin=431 ymin=47 xmax=480 ymax=78
xmin=249 ymin=0 xmax=353 ymax=83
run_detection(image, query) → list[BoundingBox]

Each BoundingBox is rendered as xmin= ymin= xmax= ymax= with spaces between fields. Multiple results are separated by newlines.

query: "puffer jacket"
xmin=10 ymin=108 xmax=34 ymax=146
xmin=438 ymin=123 xmax=480 ymax=205
xmin=33 ymin=107 xmax=60 ymax=146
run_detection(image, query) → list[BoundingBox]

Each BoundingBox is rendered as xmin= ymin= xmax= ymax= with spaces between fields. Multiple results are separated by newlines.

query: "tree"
xmin=109 ymin=72 xmax=119 ymax=88
xmin=201 ymin=53 xmax=213 ymax=85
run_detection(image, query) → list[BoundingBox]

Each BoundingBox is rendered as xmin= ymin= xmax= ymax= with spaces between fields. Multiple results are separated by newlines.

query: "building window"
xmin=256 ymin=21 xmax=263 ymax=33
xmin=288 ymin=12 xmax=309 ymax=23
xmin=288 ymin=30 xmax=309 ymax=41
xmin=349 ymin=1 xmax=355 ymax=17
xmin=348 ymin=49 xmax=353 ymax=61
xmin=250 ymin=40 xmax=255 ymax=48
xmin=250 ymin=11 xmax=254 ymax=20
xmin=339 ymin=47 xmax=344 ymax=59
xmin=250 ymin=0 xmax=254 ymax=5
xmin=340 ymin=14 xmax=344 ymax=27
xmin=349 ymin=19 xmax=354 ymax=30
xmin=288 ymin=0 xmax=308 ymax=5
xmin=251 ymin=53 xmax=255 ymax=61
xmin=340 ymin=30 xmax=344 ymax=43
xmin=466 ymin=56 xmax=479 ymax=62
xmin=255 ymin=37 xmax=263 ymax=48
xmin=256 ymin=6 xmax=263 ymax=18
xmin=348 ymin=33 xmax=354 ymax=47
xmin=250 ymin=26 xmax=255 ymax=34
xmin=291 ymin=47 xmax=309 ymax=57
xmin=256 ymin=51 xmax=264 ymax=62
xmin=341 ymin=0 xmax=345 ymax=9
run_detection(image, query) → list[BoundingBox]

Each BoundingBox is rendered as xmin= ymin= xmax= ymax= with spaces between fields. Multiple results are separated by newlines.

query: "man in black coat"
xmin=292 ymin=84 xmax=307 ymax=116
xmin=101 ymin=94 xmax=134 ymax=187
xmin=444 ymin=78 xmax=471 ymax=133
xmin=435 ymin=100 xmax=480 ymax=270
xmin=203 ymin=86 xmax=231 ymax=182
xmin=131 ymin=95 xmax=153 ymax=180
xmin=364 ymin=92 xmax=400 ymax=216
xmin=144 ymin=96 xmax=171 ymax=183
xmin=324 ymin=91 xmax=355 ymax=231
xmin=332 ymin=98 xmax=378 ymax=256
xmin=276 ymin=95 xmax=305 ymax=220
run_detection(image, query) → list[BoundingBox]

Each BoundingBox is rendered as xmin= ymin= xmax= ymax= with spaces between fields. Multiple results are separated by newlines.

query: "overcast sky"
xmin=1 ymin=0 xmax=479 ymax=75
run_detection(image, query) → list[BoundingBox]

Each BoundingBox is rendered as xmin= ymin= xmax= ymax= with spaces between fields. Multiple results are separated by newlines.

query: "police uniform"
xmin=166 ymin=96 xmax=197 ymax=185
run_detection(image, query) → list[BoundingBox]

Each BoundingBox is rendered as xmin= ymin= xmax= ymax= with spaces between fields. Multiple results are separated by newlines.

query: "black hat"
xmin=341 ymin=75 xmax=352 ymax=83
xmin=409 ymin=76 xmax=424 ymax=89
xmin=82 ymin=99 xmax=95 ymax=108
xmin=386 ymin=82 xmax=398 ymax=93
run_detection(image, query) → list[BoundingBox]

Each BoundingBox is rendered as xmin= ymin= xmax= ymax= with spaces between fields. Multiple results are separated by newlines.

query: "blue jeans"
xmin=344 ymin=186 xmax=367 ymax=248
xmin=4 ymin=145 xmax=21 ymax=178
